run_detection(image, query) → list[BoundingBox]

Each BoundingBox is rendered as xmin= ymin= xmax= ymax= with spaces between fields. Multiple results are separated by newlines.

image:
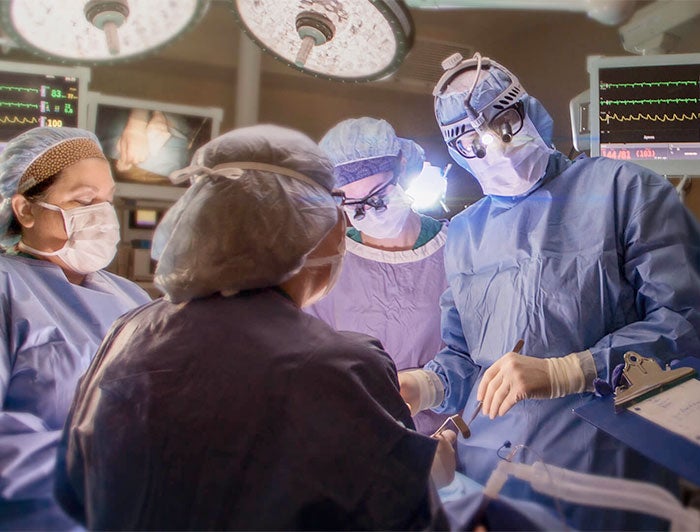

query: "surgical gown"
xmin=307 ymin=224 xmax=449 ymax=435
xmin=0 ymin=254 xmax=150 ymax=530
xmin=55 ymin=287 xmax=447 ymax=530
xmin=425 ymin=152 xmax=700 ymax=530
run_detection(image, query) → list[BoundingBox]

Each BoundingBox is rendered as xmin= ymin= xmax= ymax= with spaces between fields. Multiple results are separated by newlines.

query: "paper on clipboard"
xmin=628 ymin=379 xmax=700 ymax=445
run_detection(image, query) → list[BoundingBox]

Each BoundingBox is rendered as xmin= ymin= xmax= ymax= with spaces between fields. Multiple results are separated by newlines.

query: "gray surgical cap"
xmin=152 ymin=124 xmax=339 ymax=303
xmin=319 ymin=117 xmax=401 ymax=187
xmin=0 ymin=127 xmax=103 ymax=247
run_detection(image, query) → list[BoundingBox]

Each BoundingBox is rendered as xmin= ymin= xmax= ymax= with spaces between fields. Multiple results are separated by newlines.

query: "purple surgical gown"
xmin=307 ymin=226 xmax=449 ymax=435
xmin=0 ymin=254 xmax=150 ymax=530
xmin=55 ymin=287 xmax=447 ymax=530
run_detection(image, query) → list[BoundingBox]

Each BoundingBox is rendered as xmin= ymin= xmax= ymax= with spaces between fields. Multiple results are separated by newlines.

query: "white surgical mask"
xmin=347 ymin=185 xmax=412 ymax=239
xmin=20 ymin=201 xmax=120 ymax=274
xmin=467 ymin=115 xmax=553 ymax=197
xmin=303 ymin=225 xmax=346 ymax=305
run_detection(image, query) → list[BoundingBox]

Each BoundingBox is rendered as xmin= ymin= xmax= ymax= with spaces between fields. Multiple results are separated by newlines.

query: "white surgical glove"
xmin=478 ymin=350 xmax=596 ymax=418
xmin=431 ymin=429 xmax=457 ymax=489
xmin=398 ymin=369 xmax=445 ymax=415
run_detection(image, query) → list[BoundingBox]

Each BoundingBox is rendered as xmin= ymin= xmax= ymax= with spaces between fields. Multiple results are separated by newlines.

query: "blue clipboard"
xmin=573 ymin=356 xmax=700 ymax=486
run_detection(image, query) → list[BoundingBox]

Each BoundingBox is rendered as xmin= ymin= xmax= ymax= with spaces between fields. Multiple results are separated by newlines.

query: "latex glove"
xmin=478 ymin=351 xmax=591 ymax=418
xmin=430 ymin=429 xmax=457 ymax=489
xmin=398 ymin=369 xmax=444 ymax=415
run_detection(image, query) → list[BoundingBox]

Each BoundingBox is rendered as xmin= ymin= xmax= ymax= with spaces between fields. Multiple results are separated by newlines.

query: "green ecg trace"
xmin=601 ymin=97 xmax=699 ymax=106
xmin=0 ymin=85 xmax=39 ymax=93
xmin=0 ymin=101 xmax=39 ymax=109
xmin=601 ymin=80 xmax=698 ymax=89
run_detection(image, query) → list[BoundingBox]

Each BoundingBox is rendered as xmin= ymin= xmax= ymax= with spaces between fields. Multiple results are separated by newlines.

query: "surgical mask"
xmin=20 ymin=201 xmax=120 ymax=274
xmin=466 ymin=115 xmax=553 ymax=197
xmin=302 ymin=231 xmax=345 ymax=306
xmin=347 ymin=185 xmax=412 ymax=239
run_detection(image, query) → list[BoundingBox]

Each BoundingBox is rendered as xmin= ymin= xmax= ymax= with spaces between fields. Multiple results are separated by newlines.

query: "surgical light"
xmin=405 ymin=163 xmax=449 ymax=213
xmin=229 ymin=0 xmax=414 ymax=82
xmin=0 ymin=0 xmax=209 ymax=65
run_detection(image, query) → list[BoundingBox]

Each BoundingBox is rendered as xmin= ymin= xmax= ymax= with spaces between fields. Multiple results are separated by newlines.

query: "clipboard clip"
xmin=613 ymin=351 xmax=696 ymax=413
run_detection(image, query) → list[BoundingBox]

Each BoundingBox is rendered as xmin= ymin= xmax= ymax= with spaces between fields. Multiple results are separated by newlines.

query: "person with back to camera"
xmin=53 ymin=124 xmax=458 ymax=531
xmin=399 ymin=52 xmax=700 ymax=530
xmin=306 ymin=117 xmax=450 ymax=437
xmin=0 ymin=127 xmax=150 ymax=530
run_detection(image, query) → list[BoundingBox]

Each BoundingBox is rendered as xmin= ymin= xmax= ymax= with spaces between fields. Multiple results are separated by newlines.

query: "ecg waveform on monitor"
xmin=0 ymin=100 xmax=39 ymax=109
xmin=0 ymin=115 xmax=38 ymax=125
xmin=0 ymin=84 xmax=39 ymax=93
xmin=601 ymin=111 xmax=699 ymax=124
xmin=601 ymin=97 xmax=698 ymax=106
xmin=600 ymin=80 xmax=698 ymax=90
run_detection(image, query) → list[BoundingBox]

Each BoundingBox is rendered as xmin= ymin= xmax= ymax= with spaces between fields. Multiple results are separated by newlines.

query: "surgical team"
xmin=0 ymin=52 xmax=698 ymax=531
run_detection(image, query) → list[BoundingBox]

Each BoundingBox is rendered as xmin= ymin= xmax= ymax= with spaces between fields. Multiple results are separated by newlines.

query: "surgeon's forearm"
xmin=400 ymin=369 xmax=445 ymax=412
xmin=547 ymin=350 xmax=596 ymax=398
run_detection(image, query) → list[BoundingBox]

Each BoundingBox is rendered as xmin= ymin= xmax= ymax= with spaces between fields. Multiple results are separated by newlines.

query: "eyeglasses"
xmin=449 ymin=101 xmax=524 ymax=159
xmin=332 ymin=178 xmax=396 ymax=221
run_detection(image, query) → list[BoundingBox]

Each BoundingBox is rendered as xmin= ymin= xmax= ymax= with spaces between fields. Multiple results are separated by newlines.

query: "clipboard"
xmin=573 ymin=356 xmax=700 ymax=486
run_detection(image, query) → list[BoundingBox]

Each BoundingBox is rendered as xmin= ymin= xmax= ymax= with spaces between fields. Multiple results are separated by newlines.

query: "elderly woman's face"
xmin=23 ymin=157 xmax=115 ymax=253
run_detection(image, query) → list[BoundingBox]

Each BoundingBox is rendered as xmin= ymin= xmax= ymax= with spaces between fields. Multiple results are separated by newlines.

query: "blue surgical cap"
xmin=398 ymin=138 xmax=425 ymax=182
xmin=0 ymin=127 xmax=102 ymax=247
xmin=319 ymin=117 xmax=401 ymax=187
xmin=434 ymin=60 xmax=554 ymax=147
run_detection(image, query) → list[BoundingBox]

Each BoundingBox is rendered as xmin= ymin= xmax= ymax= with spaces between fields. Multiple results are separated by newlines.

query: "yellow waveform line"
xmin=0 ymin=115 xmax=38 ymax=125
xmin=601 ymin=111 xmax=699 ymax=124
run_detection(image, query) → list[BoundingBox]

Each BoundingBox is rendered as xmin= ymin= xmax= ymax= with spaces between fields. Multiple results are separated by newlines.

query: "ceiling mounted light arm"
xmin=230 ymin=0 xmax=414 ymax=83
xmin=0 ymin=0 xmax=210 ymax=65
xmin=84 ymin=0 xmax=130 ymax=55
xmin=295 ymin=11 xmax=335 ymax=67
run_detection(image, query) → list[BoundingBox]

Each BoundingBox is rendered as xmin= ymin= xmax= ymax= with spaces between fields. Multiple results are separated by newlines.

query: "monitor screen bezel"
xmin=0 ymin=59 xmax=90 ymax=139
xmin=588 ymin=52 xmax=700 ymax=176
xmin=86 ymin=91 xmax=224 ymax=201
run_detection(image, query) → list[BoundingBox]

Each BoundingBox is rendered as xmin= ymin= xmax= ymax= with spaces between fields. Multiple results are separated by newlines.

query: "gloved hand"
xmin=431 ymin=429 xmax=457 ymax=489
xmin=477 ymin=351 xmax=593 ymax=418
xmin=398 ymin=369 xmax=444 ymax=415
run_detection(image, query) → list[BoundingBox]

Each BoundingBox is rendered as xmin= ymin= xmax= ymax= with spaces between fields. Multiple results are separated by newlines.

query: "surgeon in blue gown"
xmin=400 ymin=52 xmax=700 ymax=530
xmin=54 ymin=125 xmax=456 ymax=531
xmin=0 ymin=127 xmax=150 ymax=529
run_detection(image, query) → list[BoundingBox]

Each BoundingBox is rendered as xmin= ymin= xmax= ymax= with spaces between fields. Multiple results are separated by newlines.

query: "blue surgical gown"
xmin=306 ymin=224 xmax=449 ymax=435
xmin=55 ymin=287 xmax=448 ymax=530
xmin=0 ymin=254 xmax=150 ymax=530
xmin=425 ymin=152 xmax=700 ymax=530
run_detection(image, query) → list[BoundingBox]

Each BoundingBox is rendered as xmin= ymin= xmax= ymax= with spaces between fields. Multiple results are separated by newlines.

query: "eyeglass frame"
xmin=448 ymin=100 xmax=525 ymax=159
xmin=330 ymin=176 xmax=397 ymax=221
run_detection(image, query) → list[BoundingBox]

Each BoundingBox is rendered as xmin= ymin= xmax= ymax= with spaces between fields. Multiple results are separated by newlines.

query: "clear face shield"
xmin=433 ymin=53 xmax=525 ymax=160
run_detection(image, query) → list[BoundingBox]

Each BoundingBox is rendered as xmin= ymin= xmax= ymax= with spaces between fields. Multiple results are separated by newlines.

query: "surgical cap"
xmin=152 ymin=124 xmax=339 ymax=303
xmin=0 ymin=127 xmax=105 ymax=246
xmin=398 ymin=138 xmax=425 ymax=182
xmin=434 ymin=60 xmax=554 ymax=147
xmin=319 ymin=117 xmax=401 ymax=187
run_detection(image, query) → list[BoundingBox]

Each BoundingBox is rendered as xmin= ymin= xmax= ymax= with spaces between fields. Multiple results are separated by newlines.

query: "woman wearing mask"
xmin=0 ymin=127 xmax=150 ymax=529
xmin=306 ymin=117 xmax=449 ymax=437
